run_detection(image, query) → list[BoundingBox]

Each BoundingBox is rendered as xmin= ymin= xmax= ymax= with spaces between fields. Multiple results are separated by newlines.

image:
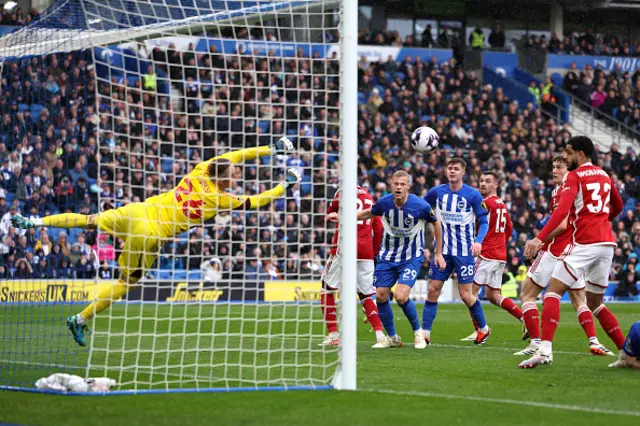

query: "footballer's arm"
xmin=431 ymin=219 xmax=446 ymax=270
xmin=619 ymin=351 xmax=640 ymax=369
xmin=210 ymin=138 xmax=294 ymax=165
xmin=542 ymin=215 xmax=569 ymax=240
xmin=357 ymin=209 xmax=374 ymax=221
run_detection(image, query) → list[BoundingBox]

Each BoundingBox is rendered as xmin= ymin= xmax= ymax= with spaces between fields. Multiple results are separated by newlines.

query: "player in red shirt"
xmin=460 ymin=171 xmax=522 ymax=341
xmin=319 ymin=186 xmax=385 ymax=347
xmin=520 ymin=136 xmax=625 ymax=368
xmin=514 ymin=155 xmax=613 ymax=357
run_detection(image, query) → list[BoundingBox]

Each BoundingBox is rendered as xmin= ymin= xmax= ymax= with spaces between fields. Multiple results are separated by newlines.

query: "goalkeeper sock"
xmin=398 ymin=299 xmax=420 ymax=332
xmin=421 ymin=300 xmax=438 ymax=332
xmin=320 ymin=293 xmax=338 ymax=334
xmin=497 ymin=296 xmax=523 ymax=320
xmin=41 ymin=213 xmax=93 ymax=229
xmin=80 ymin=280 xmax=129 ymax=321
xmin=376 ymin=299 xmax=396 ymax=337
xmin=469 ymin=299 xmax=488 ymax=330
xmin=576 ymin=305 xmax=597 ymax=339
xmin=593 ymin=305 xmax=626 ymax=349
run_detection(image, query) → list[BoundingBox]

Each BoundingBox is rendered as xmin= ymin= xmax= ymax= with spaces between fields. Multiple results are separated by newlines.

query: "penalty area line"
xmin=361 ymin=388 xmax=640 ymax=417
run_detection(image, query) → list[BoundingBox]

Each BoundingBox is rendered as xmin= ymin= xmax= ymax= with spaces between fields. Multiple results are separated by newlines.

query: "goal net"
xmin=0 ymin=0 xmax=357 ymax=394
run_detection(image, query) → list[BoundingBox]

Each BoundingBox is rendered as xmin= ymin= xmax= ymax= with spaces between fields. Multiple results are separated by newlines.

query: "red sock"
xmin=541 ymin=293 xmax=561 ymax=342
xmin=320 ymin=292 xmax=338 ymax=334
xmin=469 ymin=309 xmax=478 ymax=330
xmin=576 ymin=306 xmax=597 ymax=339
xmin=361 ymin=298 xmax=383 ymax=332
xmin=522 ymin=302 xmax=540 ymax=339
xmin=498 ymin=296 xmax=523 ymax=320
xmin=594 ymin=305 xmax=625 ymax=349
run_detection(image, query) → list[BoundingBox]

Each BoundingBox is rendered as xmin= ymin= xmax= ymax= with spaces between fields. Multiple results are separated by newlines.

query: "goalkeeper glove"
xmin=271 ymin=137 xmax=294 ymax=156
xmin=284 ymin=168 xmax=302 ymax=188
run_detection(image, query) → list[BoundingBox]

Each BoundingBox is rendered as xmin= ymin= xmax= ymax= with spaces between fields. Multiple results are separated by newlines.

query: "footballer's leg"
xmin=483 ymin=262 xmax=523 ymax=325
xmin=460 ymin=282 xmax=481 ymax=341
xmin=584 ymin=247 xmax=625 ymax=354
xmin=319 ymin=255 xmax=339 ymax=346
xmin=67 ymin=205 xmax=159 ymax=347
xmin=566 ymin=287 xmax=612 ymax=356
xmin=519 ymin=258 xmax=584 ymax=368
xmin=372 ymin=263 xmax=402 ymax=348
xmin=12 ymin=212 xmax=98 ymax=230
xmin=422 ymin=255 xmax=454 ymax=343
xmin=395 ymin=257 xmax=426 ymax=349
xmin=461 ymin=257 xmax=484 ymax=341
xmin=515 ymin=277 xmax=544 ymax=355
xmin=456 ymin=256 xmax=490 ymax=345
xmin=356 ymin=260 xmax=386 ymax=346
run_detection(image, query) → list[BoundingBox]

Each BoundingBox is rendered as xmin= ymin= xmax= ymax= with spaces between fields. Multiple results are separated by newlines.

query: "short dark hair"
xmin=447 ymin=157 xmax=467 ymax=170
xmin=568 ymin=136 xmax=594 ymax=158
xmin=552 ymin=155 xmax=568 ymax=166
xmin=482 ymin=170 xmax=500 ymax=183
xmin=207 ymin=159 xmax=232 ymax=179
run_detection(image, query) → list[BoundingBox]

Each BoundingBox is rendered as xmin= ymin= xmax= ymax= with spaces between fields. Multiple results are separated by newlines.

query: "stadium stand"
xmin=0 ymin=24 xmax=637 ymax=298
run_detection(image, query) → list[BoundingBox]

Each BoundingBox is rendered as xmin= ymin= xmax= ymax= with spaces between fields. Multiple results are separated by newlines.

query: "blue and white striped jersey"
xmin=370 ymin=194 xmax=437 ymax=263
xmin=425 ymin=184 xmax=489 ymax=256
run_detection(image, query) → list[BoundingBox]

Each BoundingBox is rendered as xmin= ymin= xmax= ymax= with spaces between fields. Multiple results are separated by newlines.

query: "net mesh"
xmin=0 ymin=0 xmax=342 ymax=392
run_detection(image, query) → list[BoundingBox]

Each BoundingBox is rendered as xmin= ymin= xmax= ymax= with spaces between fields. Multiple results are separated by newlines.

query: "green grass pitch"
xmin=1 ymin=302 xmax=639 ymax=425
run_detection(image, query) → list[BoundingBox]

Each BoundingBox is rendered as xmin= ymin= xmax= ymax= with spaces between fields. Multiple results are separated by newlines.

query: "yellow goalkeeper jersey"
xmin=145 ymin=146 xmax=285 ymax=237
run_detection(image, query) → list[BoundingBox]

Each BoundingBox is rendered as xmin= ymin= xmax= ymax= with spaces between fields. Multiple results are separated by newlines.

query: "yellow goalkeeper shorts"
xmin=97 ymin=203 xmax=162 ymax=284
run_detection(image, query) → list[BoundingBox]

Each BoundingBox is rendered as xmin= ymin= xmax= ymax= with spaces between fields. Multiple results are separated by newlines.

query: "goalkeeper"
xmin=11 ymin=139 xmax=300 ymax=347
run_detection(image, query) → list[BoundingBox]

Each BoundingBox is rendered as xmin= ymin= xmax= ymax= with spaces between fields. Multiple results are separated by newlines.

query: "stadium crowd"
xmin=562 ymin=60 xmax=640 ymax=132
xmin=0 ymin=32 xmax=638 ymax=296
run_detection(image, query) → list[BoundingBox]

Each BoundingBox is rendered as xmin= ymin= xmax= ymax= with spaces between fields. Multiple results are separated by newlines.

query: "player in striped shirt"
xmin=357 ymin=170 xmax=445 ymax=349
xmin=422 ymin=158 xmax=491 ymax=345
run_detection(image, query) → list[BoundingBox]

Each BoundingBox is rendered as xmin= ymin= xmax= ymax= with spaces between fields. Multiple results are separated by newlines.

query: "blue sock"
xmin=398 ymin=300 xmax=420 ymax=332
xmin=469 ymin=299 xmax=487 ymax=329
xmin=422 ymin=301 xmax=438 ymax=331
xmin=376 ymin=299 xmax=396 ymax=337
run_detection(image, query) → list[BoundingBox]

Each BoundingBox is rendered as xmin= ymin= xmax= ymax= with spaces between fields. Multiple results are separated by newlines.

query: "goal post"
xmin=0 ymin=0 xmax=358 ymax=394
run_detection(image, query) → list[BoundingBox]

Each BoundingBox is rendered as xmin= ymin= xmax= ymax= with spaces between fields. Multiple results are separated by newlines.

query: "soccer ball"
xmin=411 ymin=126 xmax=439 ymax=153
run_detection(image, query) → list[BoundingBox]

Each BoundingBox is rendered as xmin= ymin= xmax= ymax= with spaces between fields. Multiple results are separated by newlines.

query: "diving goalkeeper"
xmin=11 ymin=139 xmax=300 ymax=347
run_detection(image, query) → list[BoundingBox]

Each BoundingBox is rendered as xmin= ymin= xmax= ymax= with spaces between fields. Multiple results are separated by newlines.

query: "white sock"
xmin=532 ymin=338 xmax=541 ymax=345
xmin=423 ymin=329 xmax=431 ymax=340
xmin=479 ymin=325 xmax=489 ymax=333
xmin=32 ymin=218 xmax=44 ymax=226
xmin=375 ymin=330 xmax=385 ymax=340
xmin=589 ymin=336 xmax=600 ymax=344
xmin=75 ymin=314 xmax=87 ymax=325
xmin=540 ymin=340 xmax=552 ymax=355
xmin=328 ymin=331 xmax=339 ymax=340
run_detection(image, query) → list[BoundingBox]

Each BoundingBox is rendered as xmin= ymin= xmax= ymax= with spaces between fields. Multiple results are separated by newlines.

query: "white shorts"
xmin=527 ymin=250 xmax=559 ymax=289
xmin=321 ymin=254 xmax=375 ymax=296
xmin=473 ymin=257 xmax=506 ymax=289
xmin=551 ymin=244 xmax=614 ymax=294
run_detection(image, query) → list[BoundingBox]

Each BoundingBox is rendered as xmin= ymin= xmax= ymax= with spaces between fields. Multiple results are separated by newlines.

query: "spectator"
xmin=421 ymin=25 xmax=434 ymax=48
xmin=616 ymin=265 xmax=639 ymax=297
xmin=93 ymin=234 xmax=115 ymax=262
xmin=201 ymin=257 xmax=223 ymax=282
xmin=488 ymin=24 xmax=505 ymax=49
xmin=75 ymin=253 xmax=96 ymax=279
xmin=469 ymin=25 xmax=484 ymax=50
xmin=98 ymin=261 xmax=114 ymax=280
